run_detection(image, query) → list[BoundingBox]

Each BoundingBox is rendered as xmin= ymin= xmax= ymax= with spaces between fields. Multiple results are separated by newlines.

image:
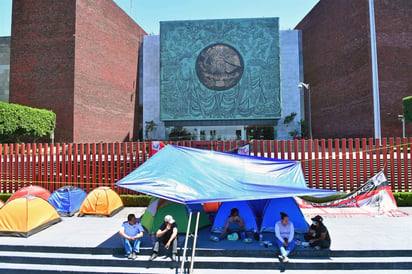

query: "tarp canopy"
xmin=116 ymin=145 xmax=335 ymax=204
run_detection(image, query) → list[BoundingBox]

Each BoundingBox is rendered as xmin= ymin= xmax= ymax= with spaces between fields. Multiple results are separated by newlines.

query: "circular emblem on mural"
xmin=195 ymin=43 xmax=244 ymax=91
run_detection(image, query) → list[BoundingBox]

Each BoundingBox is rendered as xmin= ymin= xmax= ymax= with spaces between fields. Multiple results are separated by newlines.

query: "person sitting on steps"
xmin=301 ymin=215 xmax=331 ymax=250
xmin=119 ymin=213 xmax=144 ymax=260
xmin=210 ymin=208 xmax=248 ymax=242
xmin=149 ymin=215 xmax=178 ymax=262
xmin=275 ymin=212 xmax=296 ymax=263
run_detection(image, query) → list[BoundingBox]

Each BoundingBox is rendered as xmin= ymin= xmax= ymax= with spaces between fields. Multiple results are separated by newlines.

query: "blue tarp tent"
xmin=116 ymin=145 xmax=337 ymax=273
xmin=211 ymin=201 xmax=258 ymax=233
xmin=48 ymin=186 xmax=87 ymax=216
xmin=116 ymin=145 xmax=335 ymax=204
xmin=260 ymin=197 xmax=309 ymax=233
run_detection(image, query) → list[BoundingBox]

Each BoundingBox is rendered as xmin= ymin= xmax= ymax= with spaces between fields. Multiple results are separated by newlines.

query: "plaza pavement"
xmin=0 ymin=207 xmax=411 ymax=273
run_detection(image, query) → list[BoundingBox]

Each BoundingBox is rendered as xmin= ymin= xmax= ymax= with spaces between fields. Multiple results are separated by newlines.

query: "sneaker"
xmin=132 ymin=252 xmax=137 ymax=260
xmin=171 ymin=254 xmax=177 ymax=262
xmin=243 ymin=238 xmax=253 ymax=243
xmin=278 ymin=255 xmax=284 ymax=262
xmin=283 ymin=256 xmax=289 ymax=263
xmin=149 ymin=253 xmax=158 ymax=261
xmin=127 ymin=253 xmax=133 ymax=260
xmin=209 ymin=235 xmax=219 ymax=242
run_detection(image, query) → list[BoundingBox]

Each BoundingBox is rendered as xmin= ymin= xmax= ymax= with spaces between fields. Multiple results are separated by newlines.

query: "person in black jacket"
xmin=303 ymin=215 xmax=331 ymax=249
xmin=149 ymin=215 xmax=178 ymax=262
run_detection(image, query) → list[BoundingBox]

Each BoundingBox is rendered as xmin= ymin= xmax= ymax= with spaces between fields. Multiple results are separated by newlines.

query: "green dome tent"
xmin=141 ymin=197 xmax=210 ymax=234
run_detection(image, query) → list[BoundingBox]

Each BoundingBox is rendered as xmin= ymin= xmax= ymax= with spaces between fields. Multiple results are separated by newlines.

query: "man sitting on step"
xmin=119 ymin=213 xmax=144 ymax=260
xmin=149 ymin=215 xmax=178 ymax=262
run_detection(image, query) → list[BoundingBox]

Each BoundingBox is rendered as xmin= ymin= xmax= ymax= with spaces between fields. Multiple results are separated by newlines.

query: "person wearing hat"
xmin=275 ymin=212 xmax=295 ymax=263
xmin=149 ymin=215 xmax=178 ymax=262
xmin=119 ymin=213 xmax=144 ymax=260
xmin=303 ymin=215 xmax=331 ymax=250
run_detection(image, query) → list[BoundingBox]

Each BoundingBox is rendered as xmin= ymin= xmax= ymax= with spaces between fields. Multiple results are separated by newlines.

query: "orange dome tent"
xmin=78 ymin=187 xmax=123 ymax=217
xmin=8 ymin=185 xmax=51 ymax=202
xmin=0 ymin=195 xmax=61 ymax=237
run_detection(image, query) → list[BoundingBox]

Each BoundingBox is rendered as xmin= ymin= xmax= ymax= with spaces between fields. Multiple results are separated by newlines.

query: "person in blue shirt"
xmin=119 ymin=213 xmax=144 ymax=260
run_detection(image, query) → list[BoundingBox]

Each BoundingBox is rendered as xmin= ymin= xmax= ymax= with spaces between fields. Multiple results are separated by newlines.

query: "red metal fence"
xmin=0 ymin=138 xmax=411 ymax=194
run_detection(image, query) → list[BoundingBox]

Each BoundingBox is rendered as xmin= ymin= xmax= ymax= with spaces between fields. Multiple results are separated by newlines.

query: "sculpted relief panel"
xmin=160 ymin=18 xmax=281 ymax=121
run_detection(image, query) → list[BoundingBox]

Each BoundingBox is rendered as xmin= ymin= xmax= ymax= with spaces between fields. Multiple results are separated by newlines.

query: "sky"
xmin=0 ymin=0 xmax=319 ymax=37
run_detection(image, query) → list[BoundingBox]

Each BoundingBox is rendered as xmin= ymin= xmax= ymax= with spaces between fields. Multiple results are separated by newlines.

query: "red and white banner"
xmin=296 ymin=171 xmax=408 ymax=217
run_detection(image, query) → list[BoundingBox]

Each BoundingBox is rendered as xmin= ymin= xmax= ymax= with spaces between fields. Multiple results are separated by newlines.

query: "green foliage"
xmin=283 ymin=112 xmax=297 ymax=125
xmin=168 ymin=126 xmax=192 ymax=141
xmin=0 ymin=102 xmax=56 ymax=140
xmin=299 ymin=119 xmax=308 ymax=138
xmin=0 ymin=193 xmax=11 ymax=203
xmin=403 ymin=96 xmax=412 ymax=122
xmin=120 ymin=194 xmax=152 ymax=207
xmin=392 ymin=192 xmax=412 ymax=207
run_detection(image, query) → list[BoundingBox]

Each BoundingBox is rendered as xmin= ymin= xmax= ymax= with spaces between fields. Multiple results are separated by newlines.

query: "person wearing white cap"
xmin=149 ymin=214 xmax=178 ymax=262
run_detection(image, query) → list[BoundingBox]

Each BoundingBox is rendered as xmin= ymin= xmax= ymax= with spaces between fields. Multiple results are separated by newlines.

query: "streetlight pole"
xmin=398 ymin=114 xmax=405 ymax=138
xmin=299 ymin=82 xmax=312 ymax=139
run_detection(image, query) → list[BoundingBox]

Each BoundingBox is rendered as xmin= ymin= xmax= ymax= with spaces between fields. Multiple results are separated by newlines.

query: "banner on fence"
xmin=296 ymin=171 xmax=408 ymax=217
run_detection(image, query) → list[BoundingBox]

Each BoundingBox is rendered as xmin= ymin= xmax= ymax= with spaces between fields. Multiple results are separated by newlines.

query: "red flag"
xmin=150 ymin=141 xmax=166 ymax=156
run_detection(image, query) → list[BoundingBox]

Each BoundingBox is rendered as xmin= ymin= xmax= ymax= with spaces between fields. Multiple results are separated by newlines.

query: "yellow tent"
xmin=78 ymin=187 xmax=123 ymax=217
xmin=0 ymin=195 xmax=61 ymax=237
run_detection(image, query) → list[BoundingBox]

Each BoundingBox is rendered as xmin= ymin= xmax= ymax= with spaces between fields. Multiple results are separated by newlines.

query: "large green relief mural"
xmin=160 ymin=18 xmax=280 ymax=121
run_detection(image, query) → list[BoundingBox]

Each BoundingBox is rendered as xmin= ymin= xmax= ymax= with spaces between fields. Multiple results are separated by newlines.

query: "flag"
xmin=150 ymin=141 xmax=166 ymax=156
xmin=229 ymin=143 xmax=250 ymax=155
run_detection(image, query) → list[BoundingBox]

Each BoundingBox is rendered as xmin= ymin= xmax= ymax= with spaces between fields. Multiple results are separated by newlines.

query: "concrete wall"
xmin=277 ymin=30 xmax=303 ymax=140
xmin=0 ymin=37 xmax=10 ymax=102
xmin=142 ymin=35 xmax=165 ymax=140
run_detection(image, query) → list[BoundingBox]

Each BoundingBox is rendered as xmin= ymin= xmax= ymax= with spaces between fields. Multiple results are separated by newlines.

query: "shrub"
xmin=0 ymin=102 xmax=56 ymax=141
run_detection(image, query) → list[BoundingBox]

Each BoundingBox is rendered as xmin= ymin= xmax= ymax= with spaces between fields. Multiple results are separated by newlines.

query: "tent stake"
xmin=180 ymin=211 xmax=192 ymax=274
xmin=189 ymin=211 xmax=201 ymax=273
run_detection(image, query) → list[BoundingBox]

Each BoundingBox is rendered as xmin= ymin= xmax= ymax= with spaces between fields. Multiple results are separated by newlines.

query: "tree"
xmin=168 ymin=126 xmax=192 ymax=141
xmin=403 ymin=96 xmax=412 ymax=122
xmin=0 ymin=102 xmax=56 ymax=142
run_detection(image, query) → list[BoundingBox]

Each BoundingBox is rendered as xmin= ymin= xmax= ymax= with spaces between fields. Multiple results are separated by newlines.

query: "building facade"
xmin=9 ymin=0 xmax=146 ymax=142
xmin=143 ymin=18 xmax=304 ymax=141
xmin=295 ymin=0 xmax=412 ymax=138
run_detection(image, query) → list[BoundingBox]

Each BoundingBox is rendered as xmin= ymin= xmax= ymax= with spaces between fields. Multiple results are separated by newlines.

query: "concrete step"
xmin=1 ymin=244 xmax=412 ymax=258
xmin=1 ymin=250 xmax=412 ymax=272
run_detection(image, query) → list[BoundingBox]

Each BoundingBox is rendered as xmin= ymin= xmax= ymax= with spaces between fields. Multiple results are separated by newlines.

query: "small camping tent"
xmin=260 ymin=197 xmax=309 ymax=233
xmin=48 ymin=186 xmax=87 ymax=216
xmin=9 ymin=185 xmax=51 ymax=202
xmin=78 ymin=187 xmax=123 ymax=217
xmin=0 ymin=195 xmax=61 ymax=237
xmin=211 ymin=201 xmax=258 ymax=233
xmin=141 ymin=197 xmax=210 ymax=233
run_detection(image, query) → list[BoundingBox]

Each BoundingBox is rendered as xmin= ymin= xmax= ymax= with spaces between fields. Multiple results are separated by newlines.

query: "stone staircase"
xmin=1 ymin=245 xmax=412 ymax=273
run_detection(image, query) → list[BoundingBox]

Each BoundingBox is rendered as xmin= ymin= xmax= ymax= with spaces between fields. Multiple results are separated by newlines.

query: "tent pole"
xmin=189 ymin=211 xmax=201 ymax=273
xmin=180 ymin=211 xmax=192 ymax=274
